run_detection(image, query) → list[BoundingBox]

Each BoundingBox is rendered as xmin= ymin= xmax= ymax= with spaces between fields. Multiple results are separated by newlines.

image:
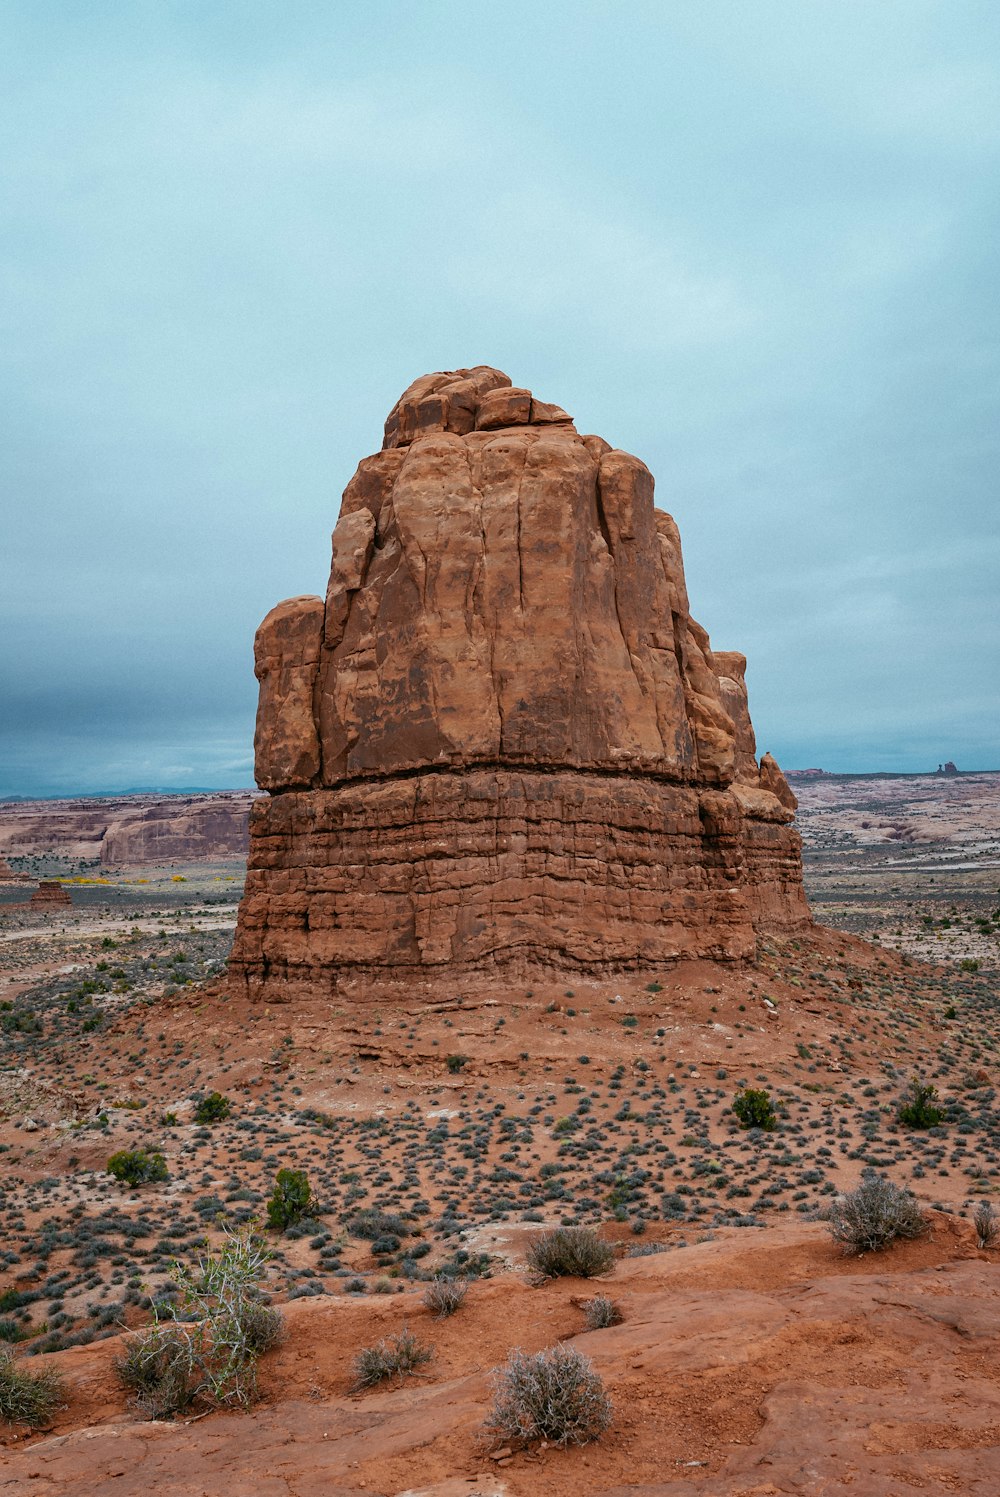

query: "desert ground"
xmin=1 ymin=773 xmax=998 ymax=1494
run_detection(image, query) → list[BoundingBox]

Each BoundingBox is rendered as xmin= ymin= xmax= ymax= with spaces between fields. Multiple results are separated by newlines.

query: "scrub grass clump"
xmin=0 ymin=1346 xmax=63 ymax=1427
xmin=526 ymin=1226 xmax=614 ymax=1280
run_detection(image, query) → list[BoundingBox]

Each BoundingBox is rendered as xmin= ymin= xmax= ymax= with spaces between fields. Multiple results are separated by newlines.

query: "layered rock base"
xmin=232 ymin=769 xmax=807 ymax=1001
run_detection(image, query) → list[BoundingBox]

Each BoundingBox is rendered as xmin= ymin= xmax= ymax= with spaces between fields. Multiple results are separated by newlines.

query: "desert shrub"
xmin=485 ymin=1345 xmax=612 ymax=1447
xmin=0 ymin=1346 xmax=63 ymax=1427
xmin=116 ymin=1227 xmax=282 ymax=1417
xmin=423 ymin=1277 xmax=467 ymax=1318
xmin=526 ymin=1227 xmax=614 ymax=1280
xmin=266 ymin=1168 xmax=311 ymax=1230
xmin=445 ymin=1054 xmax=469 ymax=1074
xmin=193 ymin=1091 xmax=231 ymax=1125
xmin=827 ymin=1174 xmax=926 ymax=1254
xmin=115 ymin=1320 xmax=198 ymax=1419
xmin=732 ymin=1088 xmax=777 ymax=1131
xmin=107 ymin=1148 xmax=169 ymax=1187
xmin=349 ymin=1208 xmax=407 ymax=1241
xmin=352 ymin=1328 xmax=432 ymax=1388
xmin=898 ymin=1077 xmax=944 ymax=1129
xmin=583 ymin=1294 xmax=623 ymax=1329
xmin=974 ymin=1200 xmax=998 ymax=1249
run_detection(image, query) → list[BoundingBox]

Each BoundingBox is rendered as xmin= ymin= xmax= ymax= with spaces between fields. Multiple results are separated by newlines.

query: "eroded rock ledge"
xmin=230 ymin=367 xmax=809 ymax=999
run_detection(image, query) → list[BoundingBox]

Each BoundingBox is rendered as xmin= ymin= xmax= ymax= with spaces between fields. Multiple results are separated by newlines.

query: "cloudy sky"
xmin=2 ymin=1 xmax=998 ymax=797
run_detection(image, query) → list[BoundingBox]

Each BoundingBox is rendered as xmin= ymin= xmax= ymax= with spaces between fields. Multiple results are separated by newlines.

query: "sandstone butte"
xmin=229 ymin=367 xmax=810 ymax=1002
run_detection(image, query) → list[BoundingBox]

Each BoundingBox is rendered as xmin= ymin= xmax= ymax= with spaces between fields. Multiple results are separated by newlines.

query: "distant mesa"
xmin=229 ymin=366 xmax=811 ymax=1000
xmin=935 ymin=762 xmax=960 ymax=776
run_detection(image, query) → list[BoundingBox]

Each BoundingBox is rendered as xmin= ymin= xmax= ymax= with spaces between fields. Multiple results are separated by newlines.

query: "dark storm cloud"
xmin=1 ymin=1 xmax=997 ymax=795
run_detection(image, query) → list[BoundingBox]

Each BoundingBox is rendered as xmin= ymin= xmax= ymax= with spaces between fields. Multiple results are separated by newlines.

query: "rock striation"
xmin=30 ymin=880 xmax=72 ymax=909
xmin=230 ymin=367 xmax=809 ymax=1000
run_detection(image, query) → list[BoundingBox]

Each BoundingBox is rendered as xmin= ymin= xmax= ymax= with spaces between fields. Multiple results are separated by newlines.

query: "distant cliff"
xmin=0 ymin=791 xmax=257 ymax=866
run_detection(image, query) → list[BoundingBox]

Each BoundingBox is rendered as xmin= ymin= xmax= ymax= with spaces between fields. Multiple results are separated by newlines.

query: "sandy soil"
xmin=0 ymin=778 xmax=998 ymax=1493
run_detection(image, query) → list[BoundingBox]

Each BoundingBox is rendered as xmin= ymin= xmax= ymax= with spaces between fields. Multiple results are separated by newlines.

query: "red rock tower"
xmin=229 ymin=368 xmax=809 ymax=1000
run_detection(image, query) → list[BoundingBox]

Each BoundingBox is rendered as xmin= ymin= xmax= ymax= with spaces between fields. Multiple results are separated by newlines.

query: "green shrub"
xmin=526 ymin=1226 xmax=614 ymax=1280
xmin=0 ymin=1345 xmax=62 ymax=1427
xmin=485 ymin=1345 xmax=612 ymax=1447
xmin=107 ymin=1148 xmax=169 ymax=1187
xmin=116 ymin=1227 xmax=283 ymax=1418
xmin=898 ymin=1077 xmax=944 ymax=1129
xmin=266 ymin=1168 xmax=311 ymax=1230
xmin=827 ymin=1174 xmax=926 ymax=1254
xmin=445 ymin=1054 xmax=469 ymax=1074
xmin=193 ymin=1091 xmax=231 ymax=1125
xmin=732 ymin=1088 xmax=777 ymax=1131
xmin=353 ymin=1328 xmax=432 ymax=1389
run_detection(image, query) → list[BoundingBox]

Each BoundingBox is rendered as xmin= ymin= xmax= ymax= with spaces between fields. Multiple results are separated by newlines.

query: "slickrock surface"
xmin=231 ymin=368 xmax=809 ymax=1000
xmin=5 ymin=1221 xmax=998 ymax=1497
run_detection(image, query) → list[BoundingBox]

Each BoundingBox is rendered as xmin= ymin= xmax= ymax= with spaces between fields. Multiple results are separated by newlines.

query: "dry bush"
xmin=0 ymin=1345 xmax=62 ymax=1427
xmin=526 ymin=1226 xmax=614 ymax=1280
xmin=423 ymin=1278 xmax=467 ymax=1318
xmin=974 ymin=1200 xmax=998 ymax=1249
xmin=353 ymin=1327 xmax=432 ymax=1389
xmin=583 ymin=1294 xmax=623 ymax=1329
xmin=827 ymin=1173 xmax=926 ymax=1254
xmin=485 ymin=1345 xmax=612 ymax=1447
xmin=116 ymin=1226 xmax=283 ymax=1418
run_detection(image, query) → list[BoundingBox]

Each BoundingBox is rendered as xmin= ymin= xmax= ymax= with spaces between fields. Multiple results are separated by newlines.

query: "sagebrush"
xmin=485 ymin=1344 xmax=612 ymax=1447
xmin=827 ymin=1173 xmax=926 ymax=1254
xmin=974 ymin=1200 xmax=998 ymax=1249
xmin=526 ymin=1226 xmax=614 ymax=1280
xmin=423 ymin=1278 xmax=467 ymax=1318
xmin=583 ymin=1294 xmax=623 ymax=1329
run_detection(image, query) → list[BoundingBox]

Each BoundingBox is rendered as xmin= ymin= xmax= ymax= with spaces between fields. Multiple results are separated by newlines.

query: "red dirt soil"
xmin=3 ymin=1217 xmax=999 ymax=1497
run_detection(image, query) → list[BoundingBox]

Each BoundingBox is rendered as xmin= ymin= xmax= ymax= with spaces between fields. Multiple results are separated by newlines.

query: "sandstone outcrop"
xmin=230 ymin=367 xmax=809 ymax=1000
xmin=0 ymin=793 xmax=255 ymax=867
xmin=30 ymin=880 xmax=72 ymax=909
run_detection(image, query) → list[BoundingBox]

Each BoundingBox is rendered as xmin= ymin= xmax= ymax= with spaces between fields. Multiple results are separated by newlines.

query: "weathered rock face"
xmin=0 ymin=793 xmax=255 ymax=867
xmin=230 ymin=367 xmax=809 ymax=1000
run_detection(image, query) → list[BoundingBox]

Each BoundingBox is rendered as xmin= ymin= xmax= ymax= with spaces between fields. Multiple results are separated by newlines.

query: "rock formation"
xmin=230 ymin=367 xmax=809 ymax=1001
xmin=0 ymin=793 xmax=255 ymax=867
xmin=30 ymin=880 xmax=72 ymax=909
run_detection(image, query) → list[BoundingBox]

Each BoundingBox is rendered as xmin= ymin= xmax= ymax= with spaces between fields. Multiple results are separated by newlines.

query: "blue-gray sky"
xmin=2 ymin=1 xmax=998 ymax=797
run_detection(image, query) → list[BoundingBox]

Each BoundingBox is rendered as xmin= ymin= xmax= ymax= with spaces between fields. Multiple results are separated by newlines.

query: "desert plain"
xmin=0 ymin=770 xmax=998 ymax=1495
